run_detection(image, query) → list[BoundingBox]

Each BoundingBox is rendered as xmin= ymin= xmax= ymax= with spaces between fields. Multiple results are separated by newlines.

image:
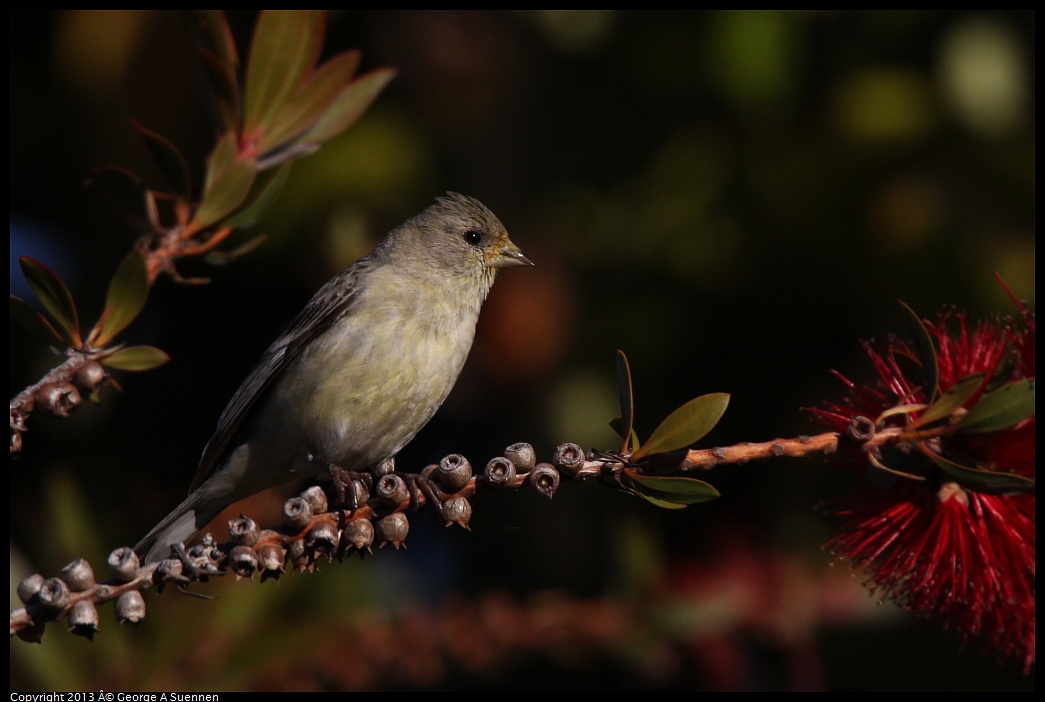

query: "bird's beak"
xmin=492 ymin=240 xmax=534 ymax=269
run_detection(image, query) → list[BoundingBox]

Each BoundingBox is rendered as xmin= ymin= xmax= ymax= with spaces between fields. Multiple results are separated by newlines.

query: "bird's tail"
xmin=135 ymin=492 xmax=214 ymax=564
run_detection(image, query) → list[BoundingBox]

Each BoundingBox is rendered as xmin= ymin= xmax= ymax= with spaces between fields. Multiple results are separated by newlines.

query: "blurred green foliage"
xmin=10 ymin=11 xmax=1034 ymax=691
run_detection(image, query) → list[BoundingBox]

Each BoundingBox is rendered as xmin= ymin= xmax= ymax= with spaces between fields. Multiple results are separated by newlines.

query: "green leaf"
xmin=10 ymin=295 xmax=64 ymax=347
xmin=632 ymin=393 xmax=729 ymax=462
xmin=928 ymin=452 xmax=1035 ymax=495
xmin=956 ymin=378 xmax=1035 ymax=434
xmin=132 ymin=121 xmax=192 ymax=199
xmin=300 ymin=68 xmax=397 ymax=146
xmin=94 ymin=251 xmax=149 ymax=346
xmin=243 ymin=10 xmax=324 ymax=137
xmin=911 ymin=373 xmax=983 ymax=428
xmin=624 ymin=470 xmax=721 ymax=506
xmin=218 ymin=162 xmax=291 ymax=230
xmin=100 ymin=346 xmax=170 ymax=371
xmin=191 ymin=131 xmax=257 ymax=231
xmin=899 ymin=300 xmax=939 ymax=402
xmin=258 ymin=51 xmax=361 ymax=156
xmin=19 ymin=257 xmax=80 ymax=346
xmin=615 ymin=350 xmax=634 ymax=452
xmin=637 ymin=493 xmax=688 ymax=509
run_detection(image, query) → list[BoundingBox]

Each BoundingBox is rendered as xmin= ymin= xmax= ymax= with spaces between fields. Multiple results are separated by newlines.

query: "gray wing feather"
xmin=188 ymin=266 xmax=366 ymax=492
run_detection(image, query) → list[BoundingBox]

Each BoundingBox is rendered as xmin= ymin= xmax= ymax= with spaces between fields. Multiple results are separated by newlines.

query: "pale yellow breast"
xmin=264 ymin=265 xmax=481 ymax=471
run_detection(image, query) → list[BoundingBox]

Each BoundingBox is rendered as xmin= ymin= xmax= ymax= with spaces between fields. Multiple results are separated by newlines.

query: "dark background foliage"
xmin=10 ymin=11 xmax=1034 ymax=690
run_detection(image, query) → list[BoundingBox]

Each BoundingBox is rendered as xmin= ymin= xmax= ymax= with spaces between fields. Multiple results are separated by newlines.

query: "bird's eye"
xmin=463 ymin=230 xmax=483 ymax=246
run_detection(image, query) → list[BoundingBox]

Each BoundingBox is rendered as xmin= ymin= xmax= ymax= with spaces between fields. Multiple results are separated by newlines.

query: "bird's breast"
xmin=265 ymin=273 xmax=481 ymax=470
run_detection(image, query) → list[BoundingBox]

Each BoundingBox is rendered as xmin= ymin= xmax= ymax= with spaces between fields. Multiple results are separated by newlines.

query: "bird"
xmin=136 ymin=192 xmax=531 ymax=563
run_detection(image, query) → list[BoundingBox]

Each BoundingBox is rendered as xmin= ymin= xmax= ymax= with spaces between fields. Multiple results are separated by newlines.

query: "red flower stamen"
xmin=813 ymin=291 xmax=1035 ymax=673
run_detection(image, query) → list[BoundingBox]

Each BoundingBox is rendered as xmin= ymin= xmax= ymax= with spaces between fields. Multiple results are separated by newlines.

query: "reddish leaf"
xmin=10 ymin=295 xmax=64 ymax=347
xmin=191 ymin=132 xmax=257 ymax=231
xmin=197 ymin=48 xmax=241 ymax=133
xmin=220 ymin=163 xmax=290 ymax=229
xmin=19 ymin=257 xmax=80 ymax=347
xmin=93 ymin=251 xmax=149 ymax=346
xmin=191 ymin=10 xmax=239 ymax=73
xmin=87 ymin=166 xmax=149 ymax=220
xmin=132 ymin=121 xmax=192 ymax=199
xmin=258 ymin=51 xmax=362 ymax=155
xmin=301 ymin=68 xmax=397 ymax=146
xmin=900 ymin=300 xmax=939 ymax=402
xmin=615 ymin=350 xmax=635 ymax=452
xmin=243 ymin=10 xmax=325 ymax=139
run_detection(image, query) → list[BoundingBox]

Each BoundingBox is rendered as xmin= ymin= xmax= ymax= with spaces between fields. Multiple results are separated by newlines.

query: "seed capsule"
xmin=229 ymin=546 xmax=259 ymax=578
xmin=443 ymin=495 xmax=472 ymax=529
xmin=17 ymin=573 xmax=45 ymax=604
xmin=107 ymin=547 xmax=141 ymax=582
xmin=300 ymin=485 xmax=329 ymax=514
xmin=74 ymin=361 xmax=108 ymax=393
xmin=376 ymin=474 xmax=409 ymax=505
xmin=505 ymin=442 xmax=536 ymax=473
xmin=530 ymin=462 xmax=560 ymax=498
xmin=114 ymin=590 xmax=146 ymax=624
xmin=553 ymin=443 xmax=585 ymax=477
xmin=67 ymin=601 xmax=100 ymax=640
xmin=438 ymin=454 xmax=473 ymax=491
xmin=375 ymin=512 xmax=409 ymax=548
xmin=60 ymin=558 xmax=96 ymax=592
xmin=37 ymin=577 xmax=71 ymax=611
xmin=282 ymin=496 xmax=313 ymax=529
xmin=484 ymin=456 xmax=517 ymax=488
xmin=343 ymin=518 xmax=375 ymax=552
xmin=37 ymin=382 xmax=81 ymax=418
xmin=15 ymin=619 xmax=45 ymax=643
xmin=307 ymin=519 xmax=341 ymax=558
xmin=229 ymin=515 xmax=261 ymax=546
xmin=258 ymin=543 xmax=287 ymax=576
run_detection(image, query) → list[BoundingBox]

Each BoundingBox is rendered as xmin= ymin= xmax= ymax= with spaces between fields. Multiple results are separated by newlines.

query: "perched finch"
xmin=137 ymin=193 xmax=531 ymax=563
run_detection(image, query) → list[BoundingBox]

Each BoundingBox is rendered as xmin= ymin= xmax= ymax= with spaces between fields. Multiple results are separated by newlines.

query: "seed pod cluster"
xmin=10 ymin=442 xmax=589 ymax=643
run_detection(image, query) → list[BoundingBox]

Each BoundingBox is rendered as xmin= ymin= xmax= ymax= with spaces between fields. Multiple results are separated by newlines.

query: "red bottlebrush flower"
xmin=811 ymin=291 xmax=1035 ymax=673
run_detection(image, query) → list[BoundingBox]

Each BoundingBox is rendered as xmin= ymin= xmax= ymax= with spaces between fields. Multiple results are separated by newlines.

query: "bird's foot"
xmin=309 ymin=453 xmax=373 ymax=510
xmin=402 ymin=471 xmax=447 ymax=521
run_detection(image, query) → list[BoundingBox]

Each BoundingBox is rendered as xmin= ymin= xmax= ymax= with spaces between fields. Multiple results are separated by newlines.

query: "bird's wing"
xmin=189 ymin=267 xmax=365 ymax=493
